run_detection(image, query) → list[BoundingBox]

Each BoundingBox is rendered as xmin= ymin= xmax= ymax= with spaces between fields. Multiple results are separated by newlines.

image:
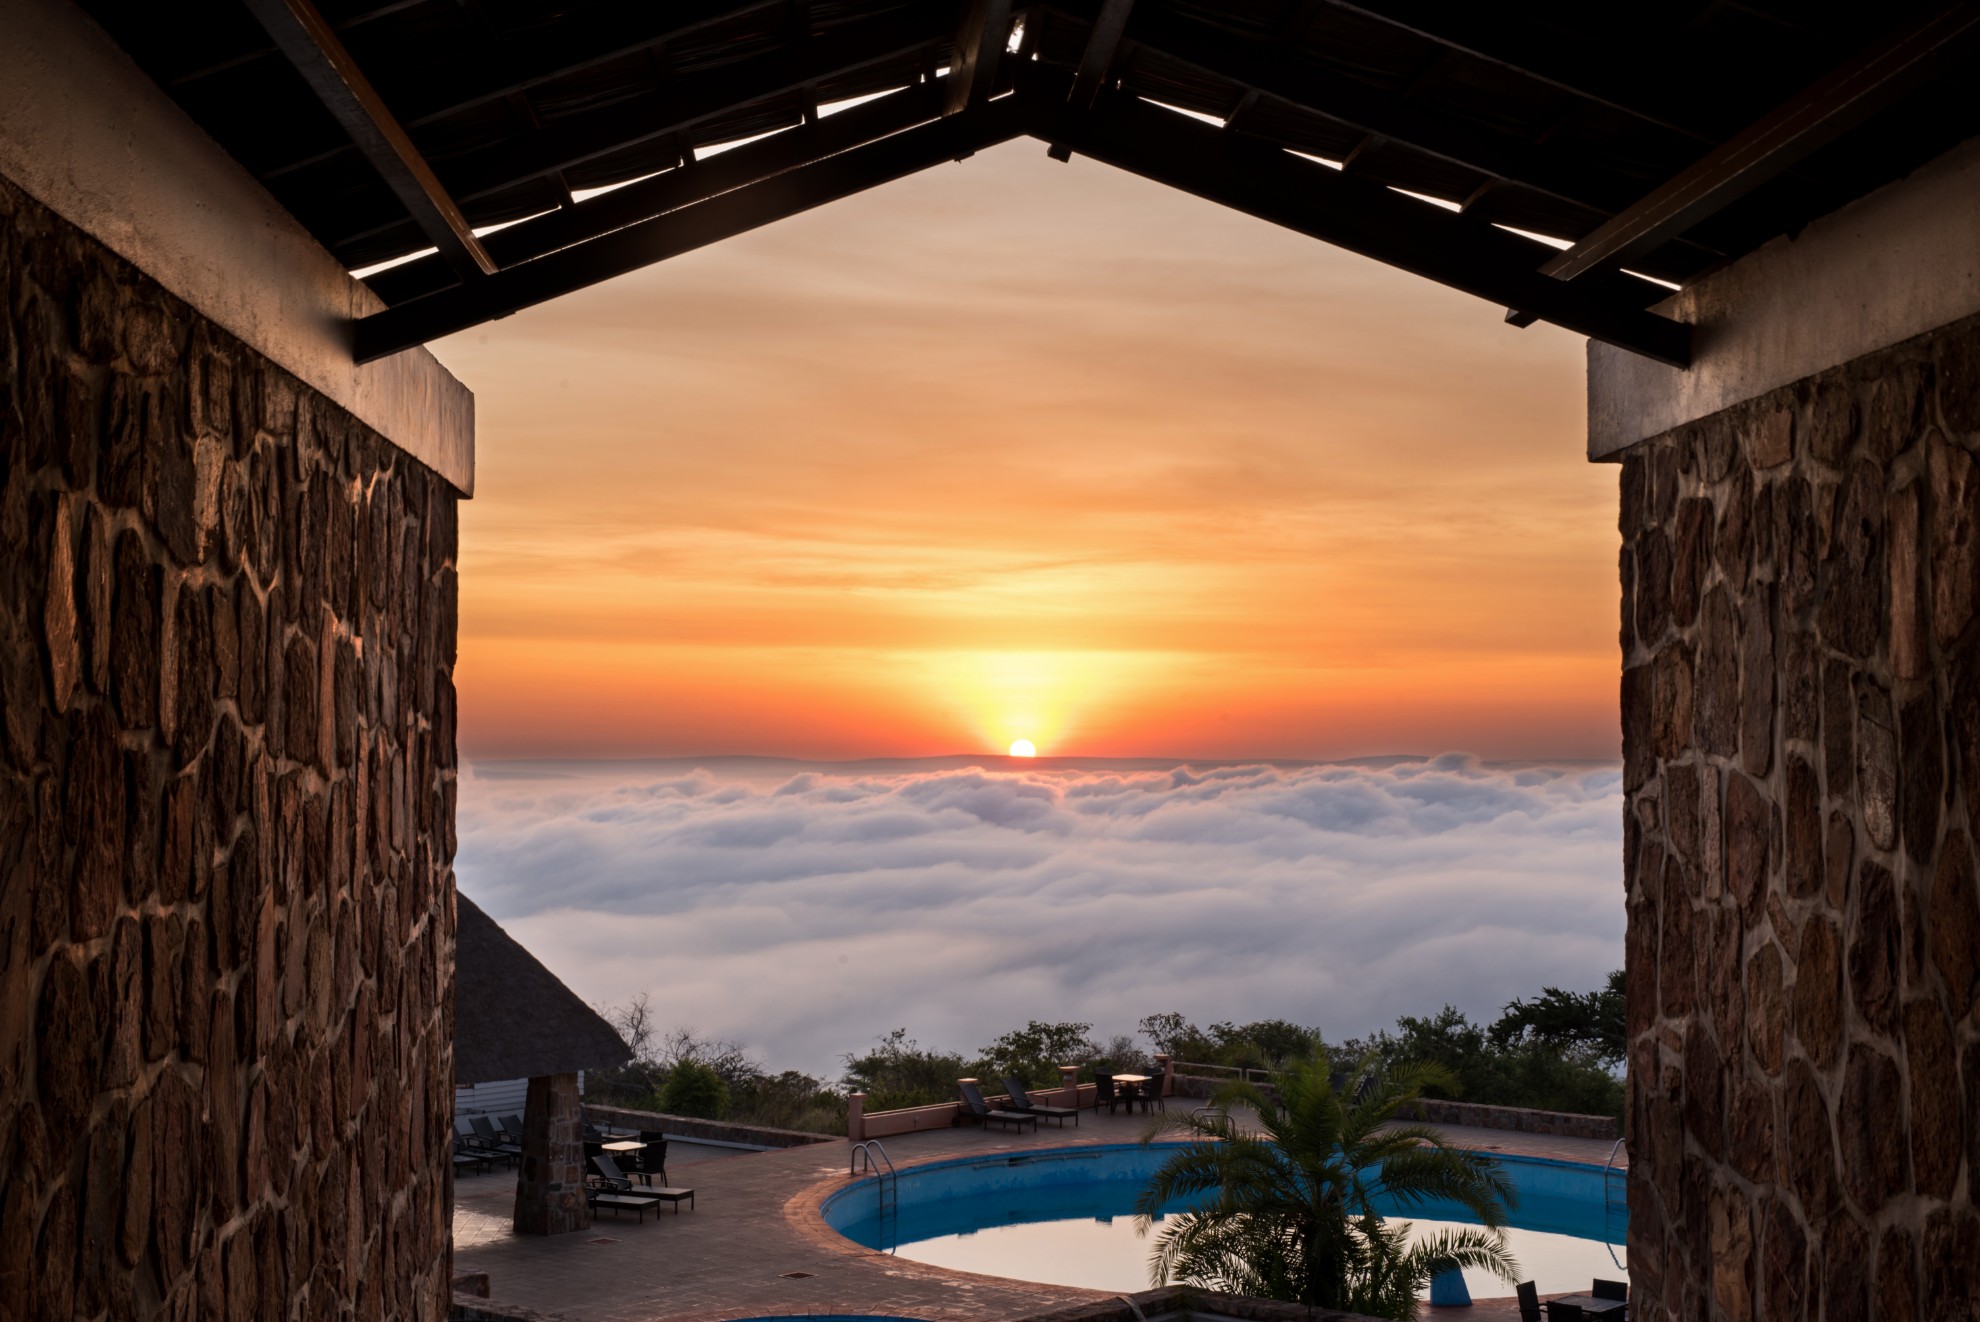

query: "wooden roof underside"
xmin=85 ymin=0 xmax=1980 ymax=366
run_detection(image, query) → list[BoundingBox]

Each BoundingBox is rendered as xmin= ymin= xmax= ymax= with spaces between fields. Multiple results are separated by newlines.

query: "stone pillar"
xmin=0 ymin=174 xmax=459 ymax=1318
xmin=1155 ymin=1053 xmax=1174 ymax=1097
xmin=847 ymin=1091 xmax=867 ymax=1142
xmin=1058 ymin=1064 xmax=1081 ymax=1108
xmin=1616 ymin=314 xmax=1980 ymax=1320
xmin=514 ymin=1073 xmax=591 ymax=1235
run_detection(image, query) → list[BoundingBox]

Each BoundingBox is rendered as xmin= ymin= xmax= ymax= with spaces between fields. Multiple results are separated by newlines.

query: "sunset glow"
xmin=1008 ymin=739 xmax=1037 ymax=758
xmin=434 ymin=141 xmax=1616 ymax=762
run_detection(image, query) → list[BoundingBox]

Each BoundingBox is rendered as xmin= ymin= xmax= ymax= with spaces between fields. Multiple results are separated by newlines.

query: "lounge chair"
xmin=590 ymin=1156 xmax=696 ymax=1214
xmin=590 ymin=1154 xmax=659 ymax=1194
xmin=959 ymin=1080 xmax=1038 ymax=1133
xmin=471 ymin=1115 xmax=524 ymax=1164
xmin=500 ymin=1114 xmax=527 ymax=1141
xmin=455 ymin=1118 xmax=514 ymax=1169
xmin=1001 ymin=1077 xmax=1079 ymax=1127
xmin=1516 ymin=1282 xmax=1542 ymax=1322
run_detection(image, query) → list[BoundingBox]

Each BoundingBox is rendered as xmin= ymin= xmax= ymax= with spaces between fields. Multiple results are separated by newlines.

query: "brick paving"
xmin=452 ymin=1108 xmax=1625 ymax=1321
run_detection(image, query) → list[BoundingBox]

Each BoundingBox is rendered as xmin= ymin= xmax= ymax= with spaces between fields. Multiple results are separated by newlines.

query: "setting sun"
xmin=1008 ymin=740 xmax=1037 ymax=758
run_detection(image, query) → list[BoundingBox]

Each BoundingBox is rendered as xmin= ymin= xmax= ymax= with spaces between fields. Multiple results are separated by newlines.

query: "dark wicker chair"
xmin=635 ymin=1130 xmax=669 ymax=1183
xmin=1592 ymin=1279 xmax=1628 ymax=1301
xmin=1516 ymin=1281 xmax=1542 ymax=1322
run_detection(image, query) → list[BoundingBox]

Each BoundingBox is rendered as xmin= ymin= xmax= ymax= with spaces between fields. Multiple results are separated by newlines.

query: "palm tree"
xmin=1135 ymin=1053 xmax=1520 ymax=1320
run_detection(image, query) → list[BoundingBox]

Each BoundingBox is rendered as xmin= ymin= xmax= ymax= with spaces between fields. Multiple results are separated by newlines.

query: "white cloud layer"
xmin=456 ymin=755 xmax=1625 ymax=1079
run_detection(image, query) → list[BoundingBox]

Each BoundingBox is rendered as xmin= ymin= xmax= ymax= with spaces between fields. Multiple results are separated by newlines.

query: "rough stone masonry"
xmin=1618 ymin=311 xmax=1980 ymax=1320
xmin=0 ymin=173 xmax=459 ymax=1317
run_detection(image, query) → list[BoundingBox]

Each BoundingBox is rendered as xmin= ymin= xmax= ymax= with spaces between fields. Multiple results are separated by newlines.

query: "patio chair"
xmin=1516 ymin=1281 xmax=1542 ymax=1322
xmin=1592 ymin=1279 xmax=1628 ymax=1301
xmin=635 ymin=1131 xmax=670 ymax=1183
xmin=454 ymin=1118 xmax=513 ymax=1169
xmin=1093 ymin=1072 xmax=1124 ymax=1114
xmin=1001 ymin=1078 xmax=1079 ymax=1127
xmin=1545 ymin=1303 xmax=1584 ymax=1322
xmin=470 ymin=1116 xmax=524 ymax=1164
xmin=958 ymin=1080 xmax=1038 ymax=1133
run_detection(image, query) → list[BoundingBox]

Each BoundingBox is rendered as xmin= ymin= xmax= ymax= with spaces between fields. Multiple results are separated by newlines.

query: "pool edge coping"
xmin=785 ymin=1140 xmax=1622 ymax=1309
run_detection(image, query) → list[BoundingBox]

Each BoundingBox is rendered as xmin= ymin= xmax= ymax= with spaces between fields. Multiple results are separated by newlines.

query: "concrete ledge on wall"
xmin=0 ymin=0 xmax=474 ymax=494
xmin=1588 ymin=131 xmax=1980 ymax=462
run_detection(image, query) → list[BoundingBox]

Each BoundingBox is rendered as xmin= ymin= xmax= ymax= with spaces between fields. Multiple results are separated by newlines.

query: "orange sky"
xmin=428 ymin=136 xmax=1621 ymax=762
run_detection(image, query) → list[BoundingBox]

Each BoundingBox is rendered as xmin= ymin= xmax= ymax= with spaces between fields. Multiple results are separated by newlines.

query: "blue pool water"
xmin=822 ymin=1144 xmax=1625 ymax=1299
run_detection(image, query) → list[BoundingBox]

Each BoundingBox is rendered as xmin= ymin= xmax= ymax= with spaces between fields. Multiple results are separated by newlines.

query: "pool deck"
xmin=452 ymin=1108 xmax=1624 ymax=1322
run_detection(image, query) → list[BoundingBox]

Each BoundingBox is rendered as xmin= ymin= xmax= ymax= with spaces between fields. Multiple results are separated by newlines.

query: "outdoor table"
xmin=1113 ymin=1073 xmax=1155 ymax=1112
xmin=1547 ymin=1296 xmax=1626 ymax=1319
xmin=601 ymin=1140 xmax=645 ymax=1154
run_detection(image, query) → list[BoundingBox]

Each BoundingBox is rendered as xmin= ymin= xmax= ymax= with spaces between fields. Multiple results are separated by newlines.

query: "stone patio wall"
xmin=0 ymin=174 xmax=459 ymax=1318
xmin=1618 ymin=311 xmax=1980 ymax=1319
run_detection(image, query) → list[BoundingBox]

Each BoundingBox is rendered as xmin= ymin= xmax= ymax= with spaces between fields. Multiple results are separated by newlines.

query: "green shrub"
xmin=660 ymin=1060 xmax=729 ymax=1119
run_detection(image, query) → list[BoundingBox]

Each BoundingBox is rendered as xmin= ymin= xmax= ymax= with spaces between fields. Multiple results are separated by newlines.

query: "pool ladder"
xmin=850 ymin=1140 xmax=898 ymax=1254
xmin=1601 ymin=1136 xmax=1628 ymax=1271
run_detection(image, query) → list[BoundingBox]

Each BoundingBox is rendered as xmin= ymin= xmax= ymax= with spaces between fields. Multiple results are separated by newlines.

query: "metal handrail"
xmin=849 ymin=1140 xmax=899 ymax=1254
xmin=1601 ymin=1136 xmax=1628 ymax=1270
xmin=850 ymin=1138 xmax=896 ymax=1179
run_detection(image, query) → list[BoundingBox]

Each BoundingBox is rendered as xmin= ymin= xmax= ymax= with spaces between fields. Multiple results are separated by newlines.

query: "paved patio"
xmin=452 ymin=1109 xmax=1624 ymax=1322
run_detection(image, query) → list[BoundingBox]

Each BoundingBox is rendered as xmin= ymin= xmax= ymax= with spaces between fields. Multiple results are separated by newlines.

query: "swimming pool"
xmin=822 ymin=1143 xmax=1625 ymax=1299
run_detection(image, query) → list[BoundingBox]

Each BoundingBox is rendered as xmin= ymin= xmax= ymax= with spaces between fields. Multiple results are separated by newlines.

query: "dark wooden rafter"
xmin=1542 ymin=0 xmax=1980 ymax=281
xmin=945 ymin=0 xmax=1014 ymax=115
xmin=255 ymin=1 xmax=778 ymax=176
xmin=1053 ymin=3 xmax=1649 ymax=221
xmin=241 ymin=0 xmax=496 ymax=277
xmin=1311 ymin=0 xmax=1722 ymax=143
xmin=1038 ymin=90 xmax=1691 ymax=366
xmin=365 ymin=78 xmax=964 ymax=306
xmin=352 ymin=90 xmax=1038 ymax=361
xmin=322 ymin=4 xmax=957 ymax=255
xmin=1046 ymin=0 xmax=1136 ymax=160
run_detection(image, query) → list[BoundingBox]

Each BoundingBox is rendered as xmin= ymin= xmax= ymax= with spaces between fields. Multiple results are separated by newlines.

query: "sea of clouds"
xmin=455 ymin=755 xmax=1625 ymax=1080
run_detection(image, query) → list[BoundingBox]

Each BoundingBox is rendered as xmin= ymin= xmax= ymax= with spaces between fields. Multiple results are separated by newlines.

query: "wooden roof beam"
xmin=242 ymin=0 xmax=496 ymax=278
xmin=1542 ymin=1 xmax=1980 ymax=282
xmin=1047 ymin=3 xmax=1643 ymax=221
xmin=1311 ymin=0 xmax=1720 ymax=143
xmin=1038 ymin=90 xmax=1691 ymax=366
xmin=322 ymin=4 xmax=958 ymax=256
xmin=1046 ymin=0 xmax=1135 ymax=160
xmin=364 ymin=78 xmax=961 ymax=306
xmin=353 ymin=92 xmax=1037 ymax=361
xmin=945 ymin=0 xmax=1015 ymax=116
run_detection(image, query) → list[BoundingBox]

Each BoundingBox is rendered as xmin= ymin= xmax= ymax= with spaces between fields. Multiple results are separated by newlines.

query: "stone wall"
xmin=1619 ymin=312 xmax=1980 ymax=1319
xmin=1406 ymin=1098 xmax=1620 ymax=1143
xmin=0 ymin=173 xmax=459 ymax=1317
